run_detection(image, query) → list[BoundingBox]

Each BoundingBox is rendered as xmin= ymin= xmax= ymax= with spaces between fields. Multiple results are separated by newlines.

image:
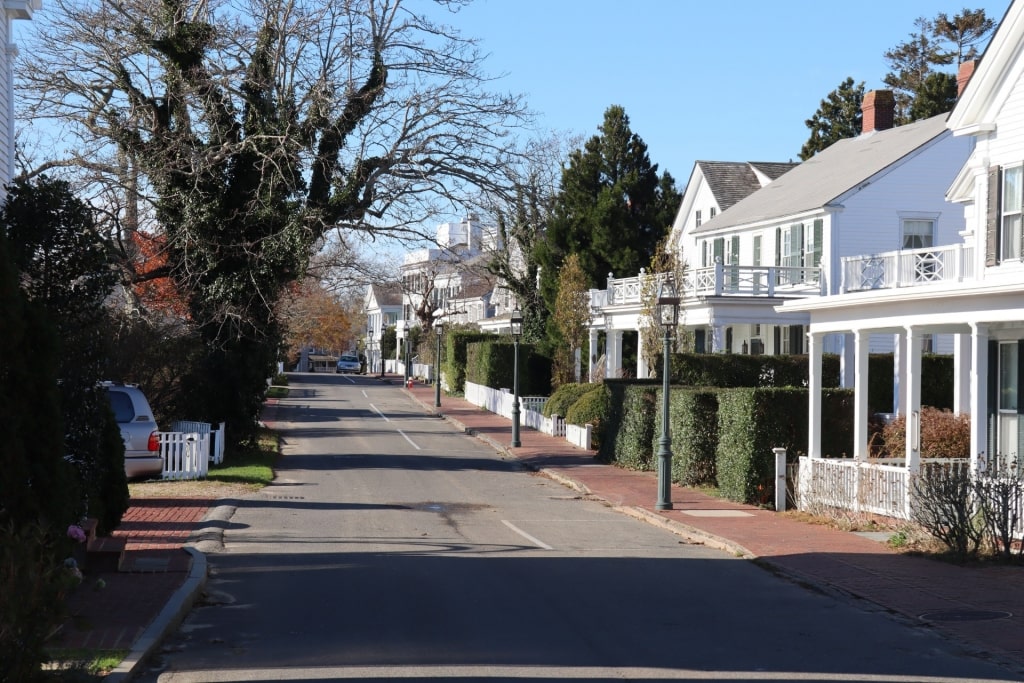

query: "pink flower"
xmin=67 ymin=525 xmax=86 ymax=543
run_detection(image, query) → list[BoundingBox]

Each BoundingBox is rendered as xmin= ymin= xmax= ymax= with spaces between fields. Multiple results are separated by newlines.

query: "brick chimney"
xmin=861 ymin=90 xmax=895 ymax=134
xmin=957 ymin=60 xmax=977 ymax=96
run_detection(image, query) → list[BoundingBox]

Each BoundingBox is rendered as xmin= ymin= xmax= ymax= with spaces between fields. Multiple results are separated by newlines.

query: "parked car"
xmin=101 ymin=382 xmax=162 ymax=479
xmin=336 ymin=354 xmax=361 ymax=373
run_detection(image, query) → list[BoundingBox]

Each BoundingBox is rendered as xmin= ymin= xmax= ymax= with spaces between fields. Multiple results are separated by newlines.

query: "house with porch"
xmin=782 ymin=2 xmax=1024 ymax=519
xmin=364 ymin=283 xmax=402 ymax=374
xmin=589 ymin=92 xmax=973 ymax=383
xmin=587 ymin=160 xmax=796 ymax=379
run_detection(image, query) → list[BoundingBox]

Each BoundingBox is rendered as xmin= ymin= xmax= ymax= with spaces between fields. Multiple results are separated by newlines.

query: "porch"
xmin=840 ymin=243 xmax=975 ymax=293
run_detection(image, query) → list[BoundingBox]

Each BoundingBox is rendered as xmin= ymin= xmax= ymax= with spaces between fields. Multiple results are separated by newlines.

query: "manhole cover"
xmin=919 ymin=610 xmax=1012 ymax=622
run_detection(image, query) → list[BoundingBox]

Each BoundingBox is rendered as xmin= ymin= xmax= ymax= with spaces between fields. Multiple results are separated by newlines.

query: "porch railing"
xmin=840 ymin=243 xmax=975 ymax=293
xmin=591 ymin=264 xmax=823 ymax=310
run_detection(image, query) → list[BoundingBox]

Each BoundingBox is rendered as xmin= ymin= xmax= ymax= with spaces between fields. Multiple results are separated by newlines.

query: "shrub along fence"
xmin=599 ymin=380 xmax=854 ymax=507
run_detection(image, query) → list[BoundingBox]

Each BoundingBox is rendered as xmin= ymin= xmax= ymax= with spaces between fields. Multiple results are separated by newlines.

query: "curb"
xmin=105 ymin=547 xmax=207 ymax=682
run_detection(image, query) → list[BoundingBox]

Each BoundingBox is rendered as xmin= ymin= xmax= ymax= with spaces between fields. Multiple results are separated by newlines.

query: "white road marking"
xmin=501 ymin=520 xmax=553 ymax=550
xmin=361 ymin=389 xmax=368 ymax=398
xmin=397 ymin=429 xmax=421 ymax=450
xmin=370 ymin=404 xmax=389 ymax=422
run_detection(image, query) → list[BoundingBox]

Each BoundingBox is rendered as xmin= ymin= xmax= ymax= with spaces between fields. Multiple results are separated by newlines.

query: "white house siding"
xmin=987 ymin=71 xmax=1024 ymax=166
xmin=0 ymin=11 xmax=12 ymax=188
xmin=673 ymin=173 xmax=721 ymax=265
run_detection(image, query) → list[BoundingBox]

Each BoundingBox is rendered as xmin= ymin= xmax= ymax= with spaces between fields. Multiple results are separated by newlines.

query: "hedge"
xmin=464 ymin=339 xmax=551 ymax=397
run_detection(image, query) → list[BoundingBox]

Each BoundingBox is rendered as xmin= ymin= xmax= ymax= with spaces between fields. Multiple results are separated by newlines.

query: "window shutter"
xmin=987 ymin=167 xmax=1001 ymax=267
xmin=1018 ymin=343 xmax=1024 ymax=461
xmin=730 ymin=236 xmax=739 ymax=264
xmin=773 ymin=326 xmax=781 ymax=354
xmin=713 ymin=237 xmax=724 ymax=263
xmin=812 ymin=219 xmax=823 ymax=268
xmin=775 ymin=227 xmax=781 ymax=265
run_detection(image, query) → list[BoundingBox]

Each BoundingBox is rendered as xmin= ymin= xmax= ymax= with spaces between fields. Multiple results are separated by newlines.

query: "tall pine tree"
xmin=537 ymin=105 xmax=679 ymax=335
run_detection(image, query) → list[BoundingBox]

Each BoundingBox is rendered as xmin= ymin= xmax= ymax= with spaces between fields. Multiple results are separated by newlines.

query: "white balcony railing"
xmin=840 ymin=243 xmax=975 ymax=293
xmin=590 ymin=264 xmax=823 ymax=310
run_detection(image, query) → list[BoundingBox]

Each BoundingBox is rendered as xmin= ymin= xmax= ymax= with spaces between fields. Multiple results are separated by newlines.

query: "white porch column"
xmin=853 ymin=330 xmax=869 ymax=461
xmin=604 ymin=323 xmax=615 ymax=379
xmin=711 ymin=325 xmax=725 ymax=353
xmin=970 ymin=323 xmax=989 ymax=472
xmin=637 ymin=326 xmax=649 ymax=378
xmin=611 ymin=330 xmax=624 ymax=377
xmin=904 ymin=326 xmax=922 ymax=475
xmin=839 ymin=333 xmax=855 ymax=389
xmin=808 ymin=331 xmax=823 ymax=459
xmin=588 ymin=328 xmax=599 ymax=383
xmin=953 ymin=333 xmax=972 ymax=416
xmin=893 ymin=332 xmax=906 ymax=415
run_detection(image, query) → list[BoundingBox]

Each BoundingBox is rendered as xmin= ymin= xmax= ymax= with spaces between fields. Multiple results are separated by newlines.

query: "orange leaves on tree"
xmin=130 ymin=231 xmax=189 ymax=318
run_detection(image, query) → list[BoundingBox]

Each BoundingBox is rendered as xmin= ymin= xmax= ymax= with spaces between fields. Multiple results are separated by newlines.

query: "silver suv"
xmin=102 ymin=383 xmax=162 ymax=479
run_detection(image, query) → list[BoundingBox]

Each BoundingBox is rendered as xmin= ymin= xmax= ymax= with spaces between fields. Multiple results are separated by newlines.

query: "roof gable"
xmin=696 ymin=114 xmax=951 ymax=233
xmin=948 ymin=3 xmax=1022 ymax=134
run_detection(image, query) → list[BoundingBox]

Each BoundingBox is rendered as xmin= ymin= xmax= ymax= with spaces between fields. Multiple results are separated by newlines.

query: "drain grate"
xmin=260 ymin=495 xmax=306 ymax=500
xmin=919 ymin=609 xmax=1012 ymax=622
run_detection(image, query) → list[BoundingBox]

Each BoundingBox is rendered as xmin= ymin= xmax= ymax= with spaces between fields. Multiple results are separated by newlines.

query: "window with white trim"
xmin=1003 ymin=165 xmax=1023 ymax=260
xmin=902 ymin=219 xmax=935 ymax=249
xmin=695 ymin=210 xmax=702 ymax=228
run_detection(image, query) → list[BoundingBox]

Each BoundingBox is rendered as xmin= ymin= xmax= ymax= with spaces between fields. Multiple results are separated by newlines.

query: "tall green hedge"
xmin=668 ymin=353 xmax=841 ymax=388
xmin=598 ymin=380 xmax=660 ymax=469
xmin=543 ymin=383 xmax=593 ymax=417
xmin=446 ymin=331 xmax=495 ymax=393
xmin=464 ymin=339 xmax=551 ymax=397
xmin=668 ymin=388 xmax=720 ymax=486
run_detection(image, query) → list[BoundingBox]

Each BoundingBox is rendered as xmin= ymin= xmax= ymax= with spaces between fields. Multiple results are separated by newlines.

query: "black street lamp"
xmin=655 ymin=280 xmax=680 ymax=511
xmin=510 ymin=308 xmax=524 ymax=448
xmin=434 ymin=321 xmax=444 ymax=408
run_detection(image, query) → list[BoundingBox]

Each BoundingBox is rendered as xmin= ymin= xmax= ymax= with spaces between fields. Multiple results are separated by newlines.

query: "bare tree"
xmin=15 ymin=0 xmax=532 ymax=439
xmin=16 ymin=0 xmax=531 ymax=339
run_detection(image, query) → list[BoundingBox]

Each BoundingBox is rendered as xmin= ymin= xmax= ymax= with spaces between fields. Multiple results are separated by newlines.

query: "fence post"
xmin=773 ymin=447 xmax=787 ymax=512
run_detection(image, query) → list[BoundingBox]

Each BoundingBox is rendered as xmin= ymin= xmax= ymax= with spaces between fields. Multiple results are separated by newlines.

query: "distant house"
xmin=364 ymin=283 xmax=402 ymax=374
xmin=783 ymin=1 xmax=1024 ymax=486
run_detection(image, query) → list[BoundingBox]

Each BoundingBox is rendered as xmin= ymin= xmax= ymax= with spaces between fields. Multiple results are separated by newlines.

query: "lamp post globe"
xmin=510 ymin=308 xmax=524 ymax=448
xmin=655 ymin=280 xmax=680 ymax=511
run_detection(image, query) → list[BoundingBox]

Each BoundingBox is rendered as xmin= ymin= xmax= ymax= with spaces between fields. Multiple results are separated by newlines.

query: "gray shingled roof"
xmin=694 ymin=114 xmax=950 ymax=234
xmin=697 ymin=161 xmax=797 ymax=212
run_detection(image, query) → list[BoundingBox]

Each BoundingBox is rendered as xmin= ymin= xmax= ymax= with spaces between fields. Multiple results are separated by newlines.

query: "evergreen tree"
xmin=799 ymin=78 xmax=865 ymax=160
xmin=908 ymin=71 xmax=959 ymax=120
xmin=537 ymin=105 xmax=679 ymax=331
xmin=884 ymin=9 xmax=995 ymax=124
xmin=0 ymin=176 xmax=127 ymax=532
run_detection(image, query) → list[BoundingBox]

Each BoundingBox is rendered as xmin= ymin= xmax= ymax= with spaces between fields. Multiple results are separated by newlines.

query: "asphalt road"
xmin=138 ymin=374 xmax=1022 ymax=682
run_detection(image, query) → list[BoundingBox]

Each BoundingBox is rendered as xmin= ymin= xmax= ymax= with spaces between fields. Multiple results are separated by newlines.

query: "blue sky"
xmin=443 ymin=0 xmax=1011 ymax=184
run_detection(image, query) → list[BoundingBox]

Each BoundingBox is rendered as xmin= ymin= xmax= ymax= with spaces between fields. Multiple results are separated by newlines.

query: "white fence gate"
xmin=159 ymin=432 xmax=210 ymax=480
xmin=170 ymin=420 xmax=226 ymax=464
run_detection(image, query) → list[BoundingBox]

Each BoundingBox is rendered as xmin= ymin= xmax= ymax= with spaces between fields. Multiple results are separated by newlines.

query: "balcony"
xmin=591 ymin=264 xmax=824 ymax=309
xmin=840 ymin=243 xmax=975 ymax=293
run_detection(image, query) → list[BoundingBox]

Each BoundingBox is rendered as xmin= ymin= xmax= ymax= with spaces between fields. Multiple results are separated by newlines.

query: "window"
xmin=695 ymin=210 xmax=702 ymax=228
xmin=710 ymin=207 xmax=717 ymax=219
xmin=902 ymin=219 xmax=935 ymax=250
xmin=753 ymin=234 xmax=762 ymax=267
xmin=1003 ymin=166 xmax=1023 ymax=260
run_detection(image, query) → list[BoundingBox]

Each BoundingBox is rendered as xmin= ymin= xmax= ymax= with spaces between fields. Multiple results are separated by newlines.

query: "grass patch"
xmin=45 ymin=649 xmax=129 ymax=680
xmin=206 ymin=427 xmax=279 ymax=486
xmin=265 ymin=385 xmax=289 ymax=399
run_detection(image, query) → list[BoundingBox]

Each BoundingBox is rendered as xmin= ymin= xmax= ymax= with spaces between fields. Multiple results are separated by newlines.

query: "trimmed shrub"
xmin=543 ymin=383 xmax=593 ymax=418
xmin=668 ymin=389 xmax=720 ymax=486
xmin=447 ymin=331 xmax=495 ymax=394
xmin=608 ymin=384 xmax=658 ymax=471
xmin=465 ymin=340 xmax=551 ymax=397
xmin=564 ymin=385 xmax=611 ymax=450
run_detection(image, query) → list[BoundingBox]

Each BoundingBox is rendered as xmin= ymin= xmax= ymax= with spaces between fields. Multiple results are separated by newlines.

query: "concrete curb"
xmin=105 ymin=547 xmax=207 ymax=682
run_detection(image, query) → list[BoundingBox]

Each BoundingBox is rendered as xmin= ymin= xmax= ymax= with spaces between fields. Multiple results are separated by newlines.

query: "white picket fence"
xmin=159 ymin=432 xmax=210 ymax=480
xmin=170 ymin=421 xmax=226 ymax=464
xmin=463 ymin=381 xmax=591 ymax=450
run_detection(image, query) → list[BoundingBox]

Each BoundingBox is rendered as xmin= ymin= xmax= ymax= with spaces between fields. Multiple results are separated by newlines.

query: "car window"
xmin=341 ymin=356 xmax=358 ymax=362
xmin=107 ymin=390 xmax=136 ymax=423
